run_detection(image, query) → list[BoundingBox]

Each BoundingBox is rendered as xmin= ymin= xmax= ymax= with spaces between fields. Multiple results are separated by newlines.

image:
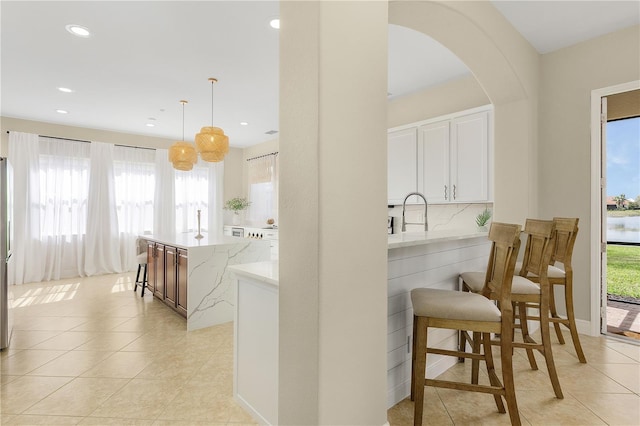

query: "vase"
xmin=232 ymin=212 xmax=241 ymax=225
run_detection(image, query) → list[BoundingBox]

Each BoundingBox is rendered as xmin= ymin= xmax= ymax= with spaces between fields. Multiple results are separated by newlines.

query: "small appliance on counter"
xmin=387 ymin=216 xmax=394 ymax=234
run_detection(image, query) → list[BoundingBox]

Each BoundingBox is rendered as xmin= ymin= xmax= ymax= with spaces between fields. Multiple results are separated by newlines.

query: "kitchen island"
xmin=143 ymin=232 xmax=270 ymax=331
xmin=230 ymin=229 xmax=490 ymax=424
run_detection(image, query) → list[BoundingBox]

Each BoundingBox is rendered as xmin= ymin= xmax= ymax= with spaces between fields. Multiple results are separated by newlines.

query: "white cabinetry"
xmin=387 ymin=128 xmax=417 ymax=205
xmin=417 ymin=121 xmax=450 ymax=203
xmin=388 ymin=106 xmax=492 ymax=205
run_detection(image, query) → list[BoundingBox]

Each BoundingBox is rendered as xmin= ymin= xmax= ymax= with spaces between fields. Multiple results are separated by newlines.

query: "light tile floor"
xmin=1 ymin=273 xmax=639 ymax=425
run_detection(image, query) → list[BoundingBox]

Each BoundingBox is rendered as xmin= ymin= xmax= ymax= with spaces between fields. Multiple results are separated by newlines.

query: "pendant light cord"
xmin=180 ymin=100 xmax=187 ymax=141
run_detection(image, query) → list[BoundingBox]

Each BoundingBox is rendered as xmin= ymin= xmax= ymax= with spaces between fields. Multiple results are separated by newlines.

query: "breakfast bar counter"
xmin=142 ymin=232 xmax=270 ymax=331
xmin=229 ymin=229 xmax=491 ymax=423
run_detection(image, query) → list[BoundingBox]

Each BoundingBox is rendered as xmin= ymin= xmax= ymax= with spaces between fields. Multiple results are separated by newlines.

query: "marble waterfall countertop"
xmin=142 ymin=232 xmax=271 ymax=331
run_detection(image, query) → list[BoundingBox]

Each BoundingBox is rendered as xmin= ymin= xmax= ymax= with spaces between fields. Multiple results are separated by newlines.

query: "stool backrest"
xmin=483 ymin=222 xmax=522 ymax=311
xmin=136 ymin=238 xmax=147 ymax=256
xmin=550 ymin=217 xmax=579 ymax=269
xmin=519 ymin=219 xmax=556 ymax=279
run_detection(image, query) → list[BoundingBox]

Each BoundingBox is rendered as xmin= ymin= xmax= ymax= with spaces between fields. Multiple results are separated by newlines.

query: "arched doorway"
xmin=389 ymin=0 xmax=538 ymax=224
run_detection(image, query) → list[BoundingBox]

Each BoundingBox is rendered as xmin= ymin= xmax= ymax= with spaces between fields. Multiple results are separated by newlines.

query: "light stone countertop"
xmin=142 ymin=232 xmax=250 ymax=249
xmin=227 ymin=229 xmax=489 ymax=284
xmin=387 ymin=228 xmax=488 ymax=249
xmin=229 ymin=260 xmax=279 ymax=287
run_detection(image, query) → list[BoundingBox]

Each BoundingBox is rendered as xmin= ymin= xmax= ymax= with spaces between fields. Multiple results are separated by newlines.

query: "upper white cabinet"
xmin=387 ymin=127 xmax=417 ymax=205
xmin=388 ymin=106 xmax=492 ymax=205
xmin=417 ymin=120 xmax=450 ymax=203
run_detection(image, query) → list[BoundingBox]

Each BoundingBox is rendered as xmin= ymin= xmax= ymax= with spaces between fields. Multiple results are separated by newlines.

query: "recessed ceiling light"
xmin=65 ymin=24 xmax=91 ymax=37
xmin=240 ymin=122 xmax=249 ymax=126
xmin=56 ymin=109 xmax=68 ymax=114
xmin=269 ymin=18 xmax=280 ymax=29
xmin=58 ymin=87 xmax=74 ymax=93
xmin=146 ymin=123 xmax=155 ymax=127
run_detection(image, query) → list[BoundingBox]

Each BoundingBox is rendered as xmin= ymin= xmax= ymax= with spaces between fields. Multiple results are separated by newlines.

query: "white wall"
xmin=539 ymin=25 xmax=640 ymax=322
xmin=388 ymin=74 xmax=489 ymax=128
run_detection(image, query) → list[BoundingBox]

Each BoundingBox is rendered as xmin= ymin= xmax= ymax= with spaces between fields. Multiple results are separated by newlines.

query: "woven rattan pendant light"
xmin=168 ymin=100 xmax=197 ymax=171
xmin=195 ymin=78 xmax=229 ymax=163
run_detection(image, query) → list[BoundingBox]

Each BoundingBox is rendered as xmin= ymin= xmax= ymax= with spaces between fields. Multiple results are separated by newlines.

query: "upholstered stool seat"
xmin=411 ymin=288 xmax=501 ymax=322
xmin=462 ymin=271 xmax=541 ymax=295
xmin=516 ymin=262 xmax=566 ymax=279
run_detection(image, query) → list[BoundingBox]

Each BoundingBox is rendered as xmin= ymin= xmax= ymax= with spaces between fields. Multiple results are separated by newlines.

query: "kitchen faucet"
xmin=401 ymin=192 xmax=428 ymax=232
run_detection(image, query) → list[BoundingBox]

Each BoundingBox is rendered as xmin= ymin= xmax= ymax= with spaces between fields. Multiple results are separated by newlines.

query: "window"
xmin=113 ymin=146 xmax=155 ymax=236
xmin=175 ymin=164 xmax=211 ymax=233
xmin=247 ymin=153 xmax=278 ymax=224
xmin=38 ymin=138 xmax=90 ymax=238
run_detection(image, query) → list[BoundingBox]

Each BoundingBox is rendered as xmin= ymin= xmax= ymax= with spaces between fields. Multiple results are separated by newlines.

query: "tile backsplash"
xmin=388 ymin=202 xmax=493 ymax=233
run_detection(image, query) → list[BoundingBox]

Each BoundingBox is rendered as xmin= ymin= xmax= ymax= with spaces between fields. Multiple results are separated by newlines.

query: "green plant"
xmin=224 ymin=197 xmax=251 ymax=213
xmin=475 ymin=208 xmax=492 ymax=227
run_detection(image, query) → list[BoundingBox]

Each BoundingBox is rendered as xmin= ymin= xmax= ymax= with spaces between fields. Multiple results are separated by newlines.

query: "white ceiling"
xmin=1 ymin=1 xmax=638 ymax=148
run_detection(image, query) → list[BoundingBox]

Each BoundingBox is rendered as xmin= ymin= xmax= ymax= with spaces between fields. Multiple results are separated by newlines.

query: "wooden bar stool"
xmin=460 ymin=219 xmax=564 ymax=399
xmin=134 ymin=238 xmax=149 ymax=297
xmin=516 ymin=217 xmax=586 ymax=363
xmin=411 ymin=222 xmax=522 ymax=426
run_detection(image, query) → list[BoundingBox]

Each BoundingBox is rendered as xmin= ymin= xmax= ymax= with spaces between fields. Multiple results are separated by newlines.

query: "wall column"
xmin=279 ymin=1 xmax=389 ymax=424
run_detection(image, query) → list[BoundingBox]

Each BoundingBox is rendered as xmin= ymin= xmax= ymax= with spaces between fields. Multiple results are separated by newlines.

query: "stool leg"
xmin=412 ymin=316 xmax=428 ymax=426
xmin=483 ymin=332 xmax=506 ymax=414
xmin=141 ymin=264 xmax=148 ymax=297
xmin=539 ymin=298 xmax=563 ymax=399
xmin=518 ymin=302 xmax=538 ymax=370
xmin=564 ymin=282 xmax=587 ymax=363
xmin=135 ymin=264 xmax=142 ymax=292
xmin=549 ymin=284 xmax=565 ymax=344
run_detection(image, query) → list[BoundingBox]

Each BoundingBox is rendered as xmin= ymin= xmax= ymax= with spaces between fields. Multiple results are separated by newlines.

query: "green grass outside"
xmin=607 ymin=244 xmax=640 ymax=299
xmin=607 ymin=209 xmax=640 ymax=217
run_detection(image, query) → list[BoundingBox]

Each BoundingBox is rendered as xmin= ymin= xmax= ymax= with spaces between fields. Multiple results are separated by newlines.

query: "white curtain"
xmin=209 ymin=161 xmax=224 ymax=237
xmin=154 ymin=149 xmax=175 ymax=236
xmin=247 ymin=154 xmax=278 ymax=225
xmin=85 ymin=142 xmax=122 ymax=275
xmin=114 ymin=146 xmax=155 ymax=271
xmin=38 ymin=137 xmax=91 ymax=281
xmin=9 ymin=132 xmax=41 ymax=284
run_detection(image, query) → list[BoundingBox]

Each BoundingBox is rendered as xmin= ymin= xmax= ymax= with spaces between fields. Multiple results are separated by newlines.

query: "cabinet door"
xmin=388 ymin=128 xmax=417 ymax=205
xmin=154 ymin=244 xmax=166 ymax=300
xmin=177 ymin=248 xmax=188 ymax=317
xmin=451 ymin=111 xmax=488 ymax=202
xmin=418 ymin=121 xmax=450 ymax=203
xmin=164 ymin=246 xmax=177 ymax=308
xmin=146 ymin=242 xmax=156 ymax=294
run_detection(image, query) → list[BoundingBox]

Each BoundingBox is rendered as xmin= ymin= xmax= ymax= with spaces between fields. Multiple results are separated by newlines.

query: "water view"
xmin=607 ymin=216 xmax=640 ymax=243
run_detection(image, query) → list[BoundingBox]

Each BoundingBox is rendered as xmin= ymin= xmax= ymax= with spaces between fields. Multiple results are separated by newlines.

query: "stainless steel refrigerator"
xmin=0 ymin=157 xmax=13 ymax=350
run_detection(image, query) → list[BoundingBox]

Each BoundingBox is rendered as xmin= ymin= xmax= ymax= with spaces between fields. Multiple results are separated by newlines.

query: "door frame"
xmin=590 ymin=80 xmax=640 ymax=335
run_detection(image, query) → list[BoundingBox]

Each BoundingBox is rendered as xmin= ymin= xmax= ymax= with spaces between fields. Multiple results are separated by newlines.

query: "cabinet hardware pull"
xmin=407 ymin=335 xmax=411 ymax=353
xmin=444 ymin=185 xmax=448 ymax=200
xmin=453 ymin=184 xmax=457 ymax=200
